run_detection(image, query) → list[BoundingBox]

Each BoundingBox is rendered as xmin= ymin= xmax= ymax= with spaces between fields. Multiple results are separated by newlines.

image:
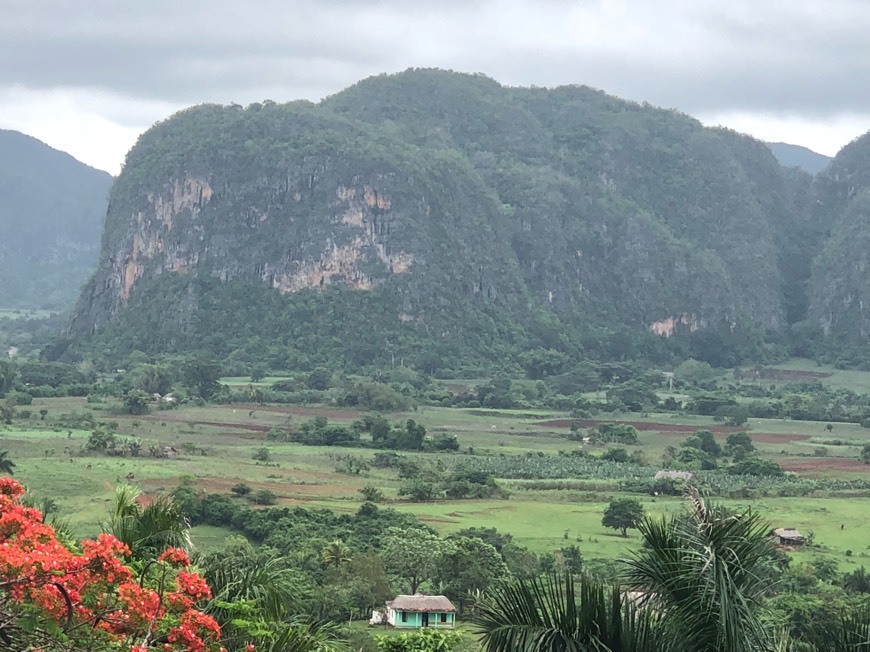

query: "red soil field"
xmin=778 ymin=457 xmax=869 ymax=473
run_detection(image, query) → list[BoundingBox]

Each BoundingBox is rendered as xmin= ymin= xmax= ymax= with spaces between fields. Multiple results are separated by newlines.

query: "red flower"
xmin=0 ymin=476 xmax=223 ymax=651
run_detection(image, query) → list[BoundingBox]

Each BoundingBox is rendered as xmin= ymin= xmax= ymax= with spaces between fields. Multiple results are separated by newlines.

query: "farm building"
xmin=380 ymin=593 xmax=456 ymax=628
xmin=770 ymin=528 xmax=805 ymax=546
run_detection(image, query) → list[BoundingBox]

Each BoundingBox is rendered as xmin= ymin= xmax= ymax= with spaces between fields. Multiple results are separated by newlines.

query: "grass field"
xmin=2 ymin=379 xmax=869 ymax=570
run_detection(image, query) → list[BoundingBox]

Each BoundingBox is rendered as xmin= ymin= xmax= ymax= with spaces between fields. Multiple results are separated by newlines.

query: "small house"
xmin=770 ymin=528 xmax=805 ymax=546
xmin=384 ymin=593 xmax=456 ymax=628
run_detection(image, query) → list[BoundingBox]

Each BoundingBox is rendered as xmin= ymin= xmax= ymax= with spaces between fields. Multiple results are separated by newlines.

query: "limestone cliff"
xmin=68 ymin=70 xmax=825 ymax=366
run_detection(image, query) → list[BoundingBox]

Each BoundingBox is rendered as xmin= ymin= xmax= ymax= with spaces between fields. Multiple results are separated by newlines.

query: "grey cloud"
xmin=2 ymin=0 xmax=870 ymax=118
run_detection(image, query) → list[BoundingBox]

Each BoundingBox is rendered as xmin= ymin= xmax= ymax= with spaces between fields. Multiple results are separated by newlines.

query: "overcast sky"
xmin=2 ymin=0 xmax=868 ymax=174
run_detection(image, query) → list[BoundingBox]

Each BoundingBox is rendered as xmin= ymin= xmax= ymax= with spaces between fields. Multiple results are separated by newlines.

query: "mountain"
xmin=0 ymin=130 xmax=112 ymax=310
xmin=767 ymin=142 xmax=831 ymax=175
xmin=66 ymin=70 xmax=827 ymax=370
xmin=809 ymin=132 xmax=870 ymax=344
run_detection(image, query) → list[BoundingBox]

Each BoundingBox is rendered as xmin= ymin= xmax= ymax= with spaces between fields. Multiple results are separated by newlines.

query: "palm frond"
xmin=806 ymin=603 xmax=870 ymax=652
xmin=623 ymin=492 xmax=776 ymax=652
xmin=471 ymin=573 xmax=664 ymax=652
xmin=104 ymin=486 xmax=190 ymax=560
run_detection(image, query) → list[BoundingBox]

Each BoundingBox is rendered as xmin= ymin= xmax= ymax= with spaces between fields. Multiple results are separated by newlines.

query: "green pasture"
xmin=2 ymin=395 xmax=868 ymax=568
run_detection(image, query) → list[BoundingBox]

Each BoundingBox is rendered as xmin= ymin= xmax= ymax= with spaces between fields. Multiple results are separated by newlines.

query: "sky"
xmin=2 ymin=0 xmax=868 ymax=175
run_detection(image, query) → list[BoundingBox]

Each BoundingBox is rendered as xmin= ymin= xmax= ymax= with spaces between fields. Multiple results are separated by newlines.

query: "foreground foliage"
xmin=0 ymin=476 xmax=221 ymax=651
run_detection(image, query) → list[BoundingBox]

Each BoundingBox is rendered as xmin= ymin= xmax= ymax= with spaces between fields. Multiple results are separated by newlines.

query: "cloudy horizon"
xmin=2 ymin=0 xmax=868 ymax=174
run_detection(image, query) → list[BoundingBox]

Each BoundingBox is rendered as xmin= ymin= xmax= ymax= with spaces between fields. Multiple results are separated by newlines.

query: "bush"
xmin=591 ymin=423 xmax=639 ymax=445
xmin=231 ymin=483 xmax=252 ymax=497
xmin=359 ymin=486 xmax=385 ymax=502
xmin=252 ymin=447 xmax=272 ymax=463
xmin=248 ymin=489 xmax=277 ymax=505
xmin=601 ymin=448 xmax=629 ymax=463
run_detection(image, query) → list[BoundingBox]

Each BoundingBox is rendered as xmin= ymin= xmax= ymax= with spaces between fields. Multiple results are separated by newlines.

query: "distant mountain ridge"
xmin=61 ymin=70 xmax=870 ymax=368
xmin=0 ymin=129 xmax=112 ymax=310
xmin=766 ymin=142 xmax=831 ymax=175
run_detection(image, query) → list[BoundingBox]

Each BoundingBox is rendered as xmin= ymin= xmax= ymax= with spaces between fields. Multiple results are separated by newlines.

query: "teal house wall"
xmin=393 ymin=610 xmax=455 ymax=628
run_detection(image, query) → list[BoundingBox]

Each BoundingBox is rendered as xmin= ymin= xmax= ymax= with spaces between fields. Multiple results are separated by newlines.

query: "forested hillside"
xmin=0 ymin=130 xmax=111 ymax=310
xmin=64 ymin=70 xmax=869 ymax=372
xmin=809 ymin=132 xmax=870 ymax=345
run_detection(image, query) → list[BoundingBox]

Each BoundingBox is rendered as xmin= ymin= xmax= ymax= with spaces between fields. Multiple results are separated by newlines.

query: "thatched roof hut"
xmin=385 ymin=593 xmax=456 ymax=628
xmin=387 ymin=594 xmax=456 ymax=612
xmin=770 ymin=528 xmax=805 ymax=546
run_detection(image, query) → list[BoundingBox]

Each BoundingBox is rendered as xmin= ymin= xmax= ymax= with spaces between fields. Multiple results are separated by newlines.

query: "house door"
xmin=421 ymin=613 xmax=429 ymax=627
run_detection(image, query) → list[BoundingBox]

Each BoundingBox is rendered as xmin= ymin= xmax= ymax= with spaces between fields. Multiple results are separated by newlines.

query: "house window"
xmin=401 ymin=611 xmax=407 ymax=623
xmin=440 ymin=613 xmax=447 ymax=623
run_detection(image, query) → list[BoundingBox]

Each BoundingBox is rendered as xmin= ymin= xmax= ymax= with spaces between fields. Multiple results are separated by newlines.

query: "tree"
xmin=249 ymin=489 xmax=277 ymax=505
xmin=724 ymin=432 xmax=755 ymax=459
xmin=199 ymin=539 xmax=304 ymax=637
xmin=623 ymin=489 xmax=776 ymax=652
xmin=682 ymin=429 xmax=722 ymax=458
xmin=104 ymin=484 xmax=191 ymax=561
xmin=306 ymin=367 xmax=332 ymax=390
xmin=182 ymin=355 xmax=223 ymax=399
xmin=861 ymin=443 xmax=870 ymax=464
xmin=250 ymin=364 xmax=267 ymax=383
xmin=0 ymin=450 xmax=15 ymax=475
xmin=132 ymin=362 xmax=175 ymax=395
xmin=321 ymin=540 xmax=352 ymax=568
xmin=601 ymin=447 xmax=629 ymax=463
xmin=0 ymin=359 xmax=15 ymax=398
xmin=86 ymin=425 xmax=117 ymax=453
xmin=842 ymin=566 xmax=870 ymax=594
xmin=359 ymin=485 xmax=385 ymax=502
xmin=252 ymin=447 xmax=272 ymax=463
xmin=471 ymin=573 xmax=662 ymax=652
xmin=728 ymin=457 xmax=784 ymax=476
xmin=398 ymin=479 xmax=438 ymax=502
xmin=122 ymin=388 xmax=151 ymax=415
xmin=381 ymin=527 xmax=446 ymax=594
xmin=602 ymin=498 xmax=644 ymax=537
xmin=0 ymin=477 xmax=221 ymax=651
xmin=437 ymin=536 xmax=508 ymax=610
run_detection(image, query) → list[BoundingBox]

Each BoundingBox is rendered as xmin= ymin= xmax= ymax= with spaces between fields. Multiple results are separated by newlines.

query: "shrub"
xmin=249 ymin=489 xmax=277 ymax=505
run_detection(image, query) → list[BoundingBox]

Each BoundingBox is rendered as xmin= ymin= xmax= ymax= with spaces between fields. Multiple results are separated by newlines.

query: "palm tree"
xmin=471 ymin=573 xmax=664 ymax=652
xmin=622 ymin=488 xmax=776 ymax=652
xmin=104 ymin=484 xmax=191 ymax=560
xmin=200 ymin=541 xmax=302 ymax=624
xmin=256 ymin=619 xmax=346 ymax=652
xmin=321 ymin=540 xmax=351 ymax=568
xmin=0 ymin=450 xmax=15 ymax=475
xmin=806 ymin=603 xmax=870 ymax=652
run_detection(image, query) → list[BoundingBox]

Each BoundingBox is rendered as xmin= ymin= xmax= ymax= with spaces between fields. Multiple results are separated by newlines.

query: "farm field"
xmin=2 ymin=386 xmax=869 ymax=571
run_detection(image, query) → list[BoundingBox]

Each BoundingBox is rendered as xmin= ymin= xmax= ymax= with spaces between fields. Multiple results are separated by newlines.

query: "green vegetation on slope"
xmin=0 ymin=129 xmax=111 ymax=310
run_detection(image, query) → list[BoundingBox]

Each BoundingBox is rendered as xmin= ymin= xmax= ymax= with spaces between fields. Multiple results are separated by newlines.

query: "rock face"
xmin=0 ymin=130 xmax=112 ymax=310
xmin=68 ymin=70 xmax=855 ymax=364
xmin=809 ymin=133 xmax=870 ymax=341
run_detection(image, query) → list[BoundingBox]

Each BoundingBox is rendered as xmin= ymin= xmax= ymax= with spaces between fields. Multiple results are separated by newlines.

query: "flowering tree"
xmin=0 ymin=476 xmax=226 ymax=651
